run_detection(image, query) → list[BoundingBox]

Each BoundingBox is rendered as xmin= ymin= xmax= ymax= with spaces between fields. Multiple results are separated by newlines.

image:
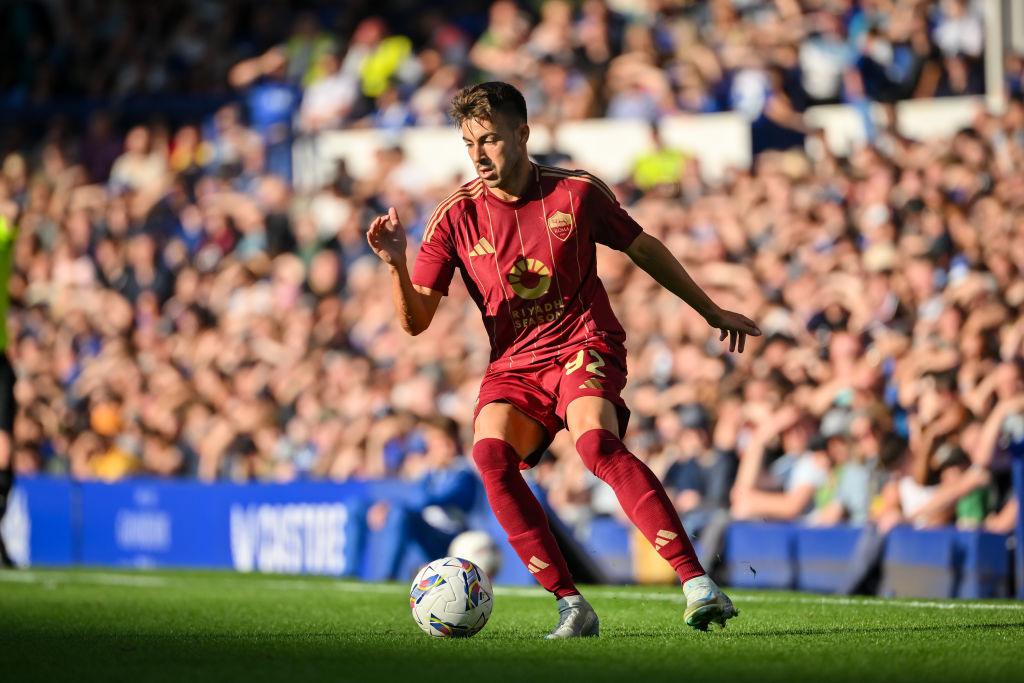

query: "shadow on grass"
xmin=730 ymin=621 xmax=1024 ymax=638
xmin=5 ymin=621 xmax=1024 ymax=642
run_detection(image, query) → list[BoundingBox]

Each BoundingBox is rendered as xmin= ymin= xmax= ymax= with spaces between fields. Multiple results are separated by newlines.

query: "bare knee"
xmin=474 ymin=402 xmax=545 ymax=461
xmin=566 ymin=396 xmax=620 ymax=444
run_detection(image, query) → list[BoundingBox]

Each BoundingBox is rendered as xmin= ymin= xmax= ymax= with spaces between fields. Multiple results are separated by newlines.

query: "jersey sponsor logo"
xmin=469 ymin=237 xmax=496 ymax=257
xmin=506 ymin=256 xmax=552 ymax=300
xmin=511 ymin=300 xmax=565 ymax=330
xmin=546 ymin=210 xmax=574 ymax=241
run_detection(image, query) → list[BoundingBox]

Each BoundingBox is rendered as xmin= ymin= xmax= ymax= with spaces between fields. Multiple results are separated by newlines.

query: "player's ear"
xmin=517 ymin=123 xmax=530 ymax=147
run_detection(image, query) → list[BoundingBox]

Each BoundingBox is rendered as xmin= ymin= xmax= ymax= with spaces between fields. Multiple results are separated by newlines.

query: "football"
xmin=409 ymin=557 xmax=494 ymax=638
xmin=447 ymin=530 xmax=502 ymax=579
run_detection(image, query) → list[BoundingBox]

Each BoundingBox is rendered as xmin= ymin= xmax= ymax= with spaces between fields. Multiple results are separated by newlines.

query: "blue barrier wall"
xmin=1013 ymin=439 xmax=1024 ymax=600
xmin=11 ymin=477 xmax=368 ymax=576
xmin=4 ymin=475 xmax=1018 ymax=599
xmin=2 ymin=477 xmax=74 ymax=566
xmin=6 ymin=476 xmax=540 ymax=586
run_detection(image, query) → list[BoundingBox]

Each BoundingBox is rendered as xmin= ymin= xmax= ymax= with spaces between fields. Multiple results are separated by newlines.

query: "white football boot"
xmin=544 ymin=594 xmax=600 ymax=639
xmin=682 ymin=574 xmax=739 ymax=631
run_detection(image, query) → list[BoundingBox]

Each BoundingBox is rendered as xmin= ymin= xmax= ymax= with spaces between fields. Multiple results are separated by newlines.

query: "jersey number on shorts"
xmin=564 ymin=349 xmax=606 ymax=377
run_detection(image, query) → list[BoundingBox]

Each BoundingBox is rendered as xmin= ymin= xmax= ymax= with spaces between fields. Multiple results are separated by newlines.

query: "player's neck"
xmin=489 ymin=159 xmax=534 ymax=203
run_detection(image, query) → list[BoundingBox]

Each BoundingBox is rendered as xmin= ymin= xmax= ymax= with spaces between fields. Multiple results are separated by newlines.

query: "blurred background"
xmin=1 ymin=0 xmax=1023 ymax=599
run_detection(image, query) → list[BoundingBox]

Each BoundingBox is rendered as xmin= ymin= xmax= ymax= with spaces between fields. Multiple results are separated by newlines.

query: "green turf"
xmin=1 ymin=569 xmax=1023 ymax=682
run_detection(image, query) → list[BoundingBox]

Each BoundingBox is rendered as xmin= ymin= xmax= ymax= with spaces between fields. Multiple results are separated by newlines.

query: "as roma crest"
xmin=546 ymin=211 xmax=574 ymax=241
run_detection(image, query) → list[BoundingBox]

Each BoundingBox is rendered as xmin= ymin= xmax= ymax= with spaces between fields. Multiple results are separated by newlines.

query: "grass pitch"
xmin=2 ymin=569 xmax=1023 ymax=682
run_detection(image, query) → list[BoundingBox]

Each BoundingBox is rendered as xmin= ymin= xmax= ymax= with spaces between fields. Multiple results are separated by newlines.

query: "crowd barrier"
xmin=0 ymin=476 xmax=542 ymax=586
xmin=293 ymin=96 xmax=985 ymax=191
xmin=723 ymin=522 xmax=1012 ymax=599
xmin=4 ymin=466 xmax=1020 ymax=600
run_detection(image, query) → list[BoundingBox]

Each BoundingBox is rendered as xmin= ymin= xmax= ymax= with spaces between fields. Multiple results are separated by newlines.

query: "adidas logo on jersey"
xmin=469 ymin=237 xmax=496 ymax=257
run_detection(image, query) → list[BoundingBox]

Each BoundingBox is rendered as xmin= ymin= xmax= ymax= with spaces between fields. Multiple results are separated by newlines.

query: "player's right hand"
xmin=367 ymin=206 xmax=408 ymax=266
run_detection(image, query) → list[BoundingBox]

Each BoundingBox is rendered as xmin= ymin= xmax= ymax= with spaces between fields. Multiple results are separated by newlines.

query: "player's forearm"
xmin=627 ymin=234 xmax=719 ymax=321
xmin=388 ymin=263 xmax=432 ymax=336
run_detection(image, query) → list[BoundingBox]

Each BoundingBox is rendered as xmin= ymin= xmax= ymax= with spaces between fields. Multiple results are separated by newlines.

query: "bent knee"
xmin=472 ymin=437 xmax=520 ymax=473
xmin=474 ymin=402 xmax=545 ymax=459
xmin=574 ymin=428 xmax=628 ymax=474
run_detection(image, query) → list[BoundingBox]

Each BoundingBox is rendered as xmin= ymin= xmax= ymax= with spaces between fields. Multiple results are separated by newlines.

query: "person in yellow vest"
xmin=341 ymin=17 xmax=415 ymax=102
xmin=0 ymin=206 xmax=18 ymax=568
xmin=631 ymin=122 xmax=688 ymax=198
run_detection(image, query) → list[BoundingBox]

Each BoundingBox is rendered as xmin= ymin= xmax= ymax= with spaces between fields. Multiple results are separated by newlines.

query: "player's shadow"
xmin=593 ymin=621 xmax=1024 ymax=639
xmin=734 ymin=621 xmax=1024 ymax=638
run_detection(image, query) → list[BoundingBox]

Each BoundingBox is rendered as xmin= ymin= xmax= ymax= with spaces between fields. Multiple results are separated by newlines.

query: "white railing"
xmin=292 ymin=96 xmax=987 ymax=192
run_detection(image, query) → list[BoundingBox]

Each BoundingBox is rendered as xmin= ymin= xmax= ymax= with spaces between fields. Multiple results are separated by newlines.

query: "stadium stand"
xmin=0 ymin=0 xmax=1022 ymax=599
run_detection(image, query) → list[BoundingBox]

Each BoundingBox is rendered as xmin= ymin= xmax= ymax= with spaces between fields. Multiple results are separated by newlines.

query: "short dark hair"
xmin=421 ymin=415 xmax=461 ymax=445
xmin=450 ymin=81 xmax=527 ymax=127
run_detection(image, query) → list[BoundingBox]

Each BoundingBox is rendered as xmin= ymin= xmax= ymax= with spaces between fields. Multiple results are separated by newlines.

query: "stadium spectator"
xmin=0 ymin=2 xmax=1018 ymax=562
xmin=109 ymin=125 xmax=167 ymax=194
xmin=469 ymin=0 xmax=533 ymax=83
xmin=229 ymin=49 xmax=302 ymax=180
xmin=729 ymin=405 xmax=833 ymax=522
xmin=298 ymin=49 xmax=359 ymax=133
xmin=367 ymin=416 xmax=479 ymax=580
xmin=0 ymin=203 xmax=18 ymax=566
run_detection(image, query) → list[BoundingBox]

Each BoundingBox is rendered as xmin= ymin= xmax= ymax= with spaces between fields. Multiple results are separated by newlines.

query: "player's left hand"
xmin=705 ymin=307 xmax=761 ymax=353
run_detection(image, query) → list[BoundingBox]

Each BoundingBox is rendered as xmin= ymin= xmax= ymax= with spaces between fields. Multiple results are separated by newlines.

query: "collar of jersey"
xmin=482 ymin=163 xmax=538 ymax=209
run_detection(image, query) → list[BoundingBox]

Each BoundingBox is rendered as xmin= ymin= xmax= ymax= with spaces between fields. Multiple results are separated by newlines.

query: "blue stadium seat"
xmin=724 ymin=522 xmax=796 ymax=589
xmin=794 ymin=526 xmax=863 ymax=593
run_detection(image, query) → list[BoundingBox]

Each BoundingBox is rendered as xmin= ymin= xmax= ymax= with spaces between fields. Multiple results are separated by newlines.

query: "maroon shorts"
xmin=473 ymin=340 xmax=631 ymax=468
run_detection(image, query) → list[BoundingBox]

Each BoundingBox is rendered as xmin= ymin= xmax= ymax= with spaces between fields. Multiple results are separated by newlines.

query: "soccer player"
xmin=367 ymin=82 xmax=760 ymax=637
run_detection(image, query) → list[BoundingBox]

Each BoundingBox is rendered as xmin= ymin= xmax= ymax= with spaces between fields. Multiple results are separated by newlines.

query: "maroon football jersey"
xmin=412 ymin=164 xmax=643 ymax=368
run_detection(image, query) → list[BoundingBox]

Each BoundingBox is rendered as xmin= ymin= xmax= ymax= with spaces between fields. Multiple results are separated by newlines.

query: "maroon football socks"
xmin=472 ymin=438 xmax=580 ymax=598
xmin=575 ymin=428 xmax=704 ymax=584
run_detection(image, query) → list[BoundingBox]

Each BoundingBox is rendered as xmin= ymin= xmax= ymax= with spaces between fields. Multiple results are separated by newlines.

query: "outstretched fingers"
xmin=388 ymin=206 xmax=402 ymax=229
xmin=716 ymin=312 xmax=761 ymax=353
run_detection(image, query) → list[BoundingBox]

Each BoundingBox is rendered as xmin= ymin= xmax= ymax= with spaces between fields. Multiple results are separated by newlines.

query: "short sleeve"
xmin=586 ymin=177 xmax=643 ymax=251
xmin=411 ymin=214 xmax=458 ymax=296
xmin=786 ymin=454 xmax=829 ymax=492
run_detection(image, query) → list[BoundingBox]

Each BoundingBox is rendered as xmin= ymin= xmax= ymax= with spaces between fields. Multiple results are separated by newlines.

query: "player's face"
xmin=461 ymin=113 xmax=528 ymax=191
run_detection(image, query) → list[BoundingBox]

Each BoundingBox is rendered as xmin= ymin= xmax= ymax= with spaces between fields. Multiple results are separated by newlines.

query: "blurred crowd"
xmin=1 ymin=0 xmax=999 ymax=140
xmin=1 ymin=0 xmax=1022 ymax=540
